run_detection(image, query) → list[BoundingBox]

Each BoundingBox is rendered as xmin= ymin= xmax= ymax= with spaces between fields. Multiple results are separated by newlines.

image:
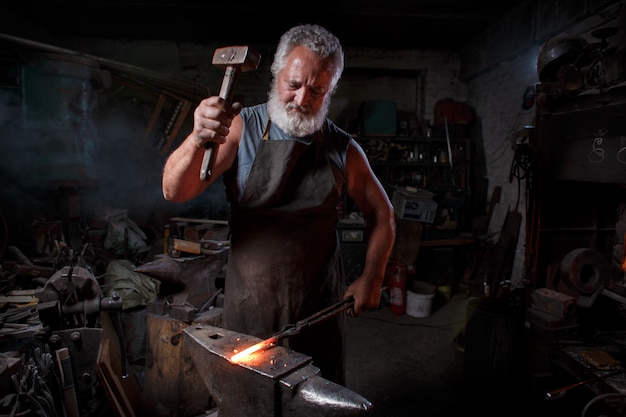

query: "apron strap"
xmin=261 ymin=119 xmax=327 ymax=142
xmin=262 ymin=119 xmax=270 ymax=140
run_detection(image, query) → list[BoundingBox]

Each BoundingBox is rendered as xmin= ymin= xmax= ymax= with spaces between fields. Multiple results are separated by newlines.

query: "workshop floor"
xmin=344 ymin=290 xmax=467 ymax=417
xmin=344 ymin=288 xmax=537 ymax=417
xmin=346 ymin=289 xmax=626 ymax=417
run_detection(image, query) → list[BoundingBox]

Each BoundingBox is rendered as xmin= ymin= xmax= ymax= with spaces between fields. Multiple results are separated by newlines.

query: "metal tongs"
xmin=275 ymin=296 xmax=356 ymax=341
xmin=230 ymin=297 xmax=355 ymax=362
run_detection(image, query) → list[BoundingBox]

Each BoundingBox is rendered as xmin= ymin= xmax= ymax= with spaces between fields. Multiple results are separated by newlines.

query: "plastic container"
xmin=406 ymin=281 xmax=437 ymax=318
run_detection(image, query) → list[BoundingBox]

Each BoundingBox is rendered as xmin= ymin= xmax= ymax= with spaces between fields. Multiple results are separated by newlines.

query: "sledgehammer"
xmin=200 ymin=45 xmax=261 ymax=181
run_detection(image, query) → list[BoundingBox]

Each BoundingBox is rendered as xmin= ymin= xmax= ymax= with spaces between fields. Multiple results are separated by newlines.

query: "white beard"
xmin=267 ymin=84 xmax=330 ymax=137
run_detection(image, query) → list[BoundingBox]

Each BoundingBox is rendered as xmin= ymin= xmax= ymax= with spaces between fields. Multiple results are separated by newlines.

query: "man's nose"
xmin=293 ymin=87 xmax=310 ymax=106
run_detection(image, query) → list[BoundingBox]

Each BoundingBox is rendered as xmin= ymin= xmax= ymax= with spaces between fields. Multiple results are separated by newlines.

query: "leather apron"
xmin=222 ymin=121 xmax=346 ymax=384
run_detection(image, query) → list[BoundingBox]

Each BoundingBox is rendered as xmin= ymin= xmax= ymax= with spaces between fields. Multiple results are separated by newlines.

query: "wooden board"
xmin=96 ymin=312 xmax=141 ymax=417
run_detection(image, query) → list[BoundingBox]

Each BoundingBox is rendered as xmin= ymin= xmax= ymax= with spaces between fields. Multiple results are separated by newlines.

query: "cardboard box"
xmin=392 ymin=190 xmax=438 ymax=223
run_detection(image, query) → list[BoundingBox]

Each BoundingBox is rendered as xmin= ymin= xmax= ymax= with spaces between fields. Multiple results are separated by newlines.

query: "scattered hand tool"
xmin=231 ymin=297 xmax=356 ymax=362
xmin=200 ymin=45 xmax=261 ymax=181
xmin=545 ymin=368 xmax=626 ymax=400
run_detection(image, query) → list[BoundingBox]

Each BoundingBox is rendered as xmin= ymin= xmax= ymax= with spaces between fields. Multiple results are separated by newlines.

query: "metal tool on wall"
xmin=443 ymin=117 xmax=456 ymax=189
xmin=200 ymin=46 xmax=261 ymax=181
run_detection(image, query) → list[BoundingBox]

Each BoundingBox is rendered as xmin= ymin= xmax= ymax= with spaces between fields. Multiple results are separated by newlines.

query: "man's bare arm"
xmin=343 ymin=140 xmax=396 ymax=314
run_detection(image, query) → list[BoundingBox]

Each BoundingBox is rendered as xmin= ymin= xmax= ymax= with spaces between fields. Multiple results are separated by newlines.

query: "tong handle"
xmin=297 ymin=297 xmax=355 ymax=329
xmin=271 ymin=297 xmax=355 ymax=342
xmin=272 ymin=288 xmax=387 ymax=342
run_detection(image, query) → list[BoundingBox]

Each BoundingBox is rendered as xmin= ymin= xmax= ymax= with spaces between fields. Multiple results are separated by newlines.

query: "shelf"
xmin=355 ymin=136 xmax=472 ymax=195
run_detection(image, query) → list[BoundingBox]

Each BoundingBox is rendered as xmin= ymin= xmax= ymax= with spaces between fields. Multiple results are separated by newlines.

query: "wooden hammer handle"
xmin=199 ymin=144 xmax=217 ymax=181
xmin=200 ymin=66 xmax=241 ymax=181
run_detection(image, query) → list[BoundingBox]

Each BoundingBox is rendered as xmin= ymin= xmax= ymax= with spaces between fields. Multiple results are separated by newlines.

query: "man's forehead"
xmin=283 ymin=52 xmax=333 ymax=86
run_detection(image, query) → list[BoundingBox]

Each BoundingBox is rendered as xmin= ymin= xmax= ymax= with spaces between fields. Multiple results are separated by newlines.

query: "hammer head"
xmin=212 ymin=45 xmax=261 ymax=71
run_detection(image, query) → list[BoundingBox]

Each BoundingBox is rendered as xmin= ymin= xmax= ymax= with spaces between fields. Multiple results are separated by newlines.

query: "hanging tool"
xmin=443 ymin=117 xmax=456 ymax=189
xmin=200 ymin=45 xmax=261 ymax=181
xmin=231 ymin=296 xmax=356 ymax=362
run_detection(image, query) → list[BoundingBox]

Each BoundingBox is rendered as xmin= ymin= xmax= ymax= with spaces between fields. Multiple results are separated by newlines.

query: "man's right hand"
xmin=162 ymin=96 xmax=242 ymax=202
xmin=192 ymin=96 xmax=242 ymax=149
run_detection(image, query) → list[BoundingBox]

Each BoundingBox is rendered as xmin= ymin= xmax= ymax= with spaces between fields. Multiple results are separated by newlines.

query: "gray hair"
xmin=271 ymin=24 xmax=344 ymax=94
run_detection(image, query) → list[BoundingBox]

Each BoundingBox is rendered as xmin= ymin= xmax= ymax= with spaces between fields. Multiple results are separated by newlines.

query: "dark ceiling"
xmin=0 ymin=1 xmax=525 ymax=51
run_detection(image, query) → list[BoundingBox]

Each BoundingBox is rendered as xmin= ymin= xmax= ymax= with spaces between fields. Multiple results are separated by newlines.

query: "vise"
xmin=36 ymin=264 xmax=127 ymax=414
xmin=183 ymin=323 xmax=373 ymax=417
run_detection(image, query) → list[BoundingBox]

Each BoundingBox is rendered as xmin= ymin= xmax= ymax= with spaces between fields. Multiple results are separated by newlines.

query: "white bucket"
xmin=406 ymin=281 xmax=437 ymax=318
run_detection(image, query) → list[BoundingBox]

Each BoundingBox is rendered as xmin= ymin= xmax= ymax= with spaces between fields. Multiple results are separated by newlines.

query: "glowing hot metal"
xmin=231 ymin=336 xmax=279 ymax=362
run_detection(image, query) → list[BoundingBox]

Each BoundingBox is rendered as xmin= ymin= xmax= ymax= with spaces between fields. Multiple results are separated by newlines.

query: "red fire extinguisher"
xmin=388 ymin=262 xmax=407 ymax=315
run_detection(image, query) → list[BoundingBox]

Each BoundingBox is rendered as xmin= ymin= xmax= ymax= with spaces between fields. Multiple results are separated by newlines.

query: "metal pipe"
xmin=545 ymin=369 xmax=625 ymax=400
xmin=0 ymin=32 xmax=209 ymax=101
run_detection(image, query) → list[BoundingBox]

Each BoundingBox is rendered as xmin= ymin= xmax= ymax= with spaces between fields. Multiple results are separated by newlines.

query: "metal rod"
xmin=443 ymin=117 xmax=456 ymax=189
xmin=545 ymin=369 xmax=625 ymax=400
